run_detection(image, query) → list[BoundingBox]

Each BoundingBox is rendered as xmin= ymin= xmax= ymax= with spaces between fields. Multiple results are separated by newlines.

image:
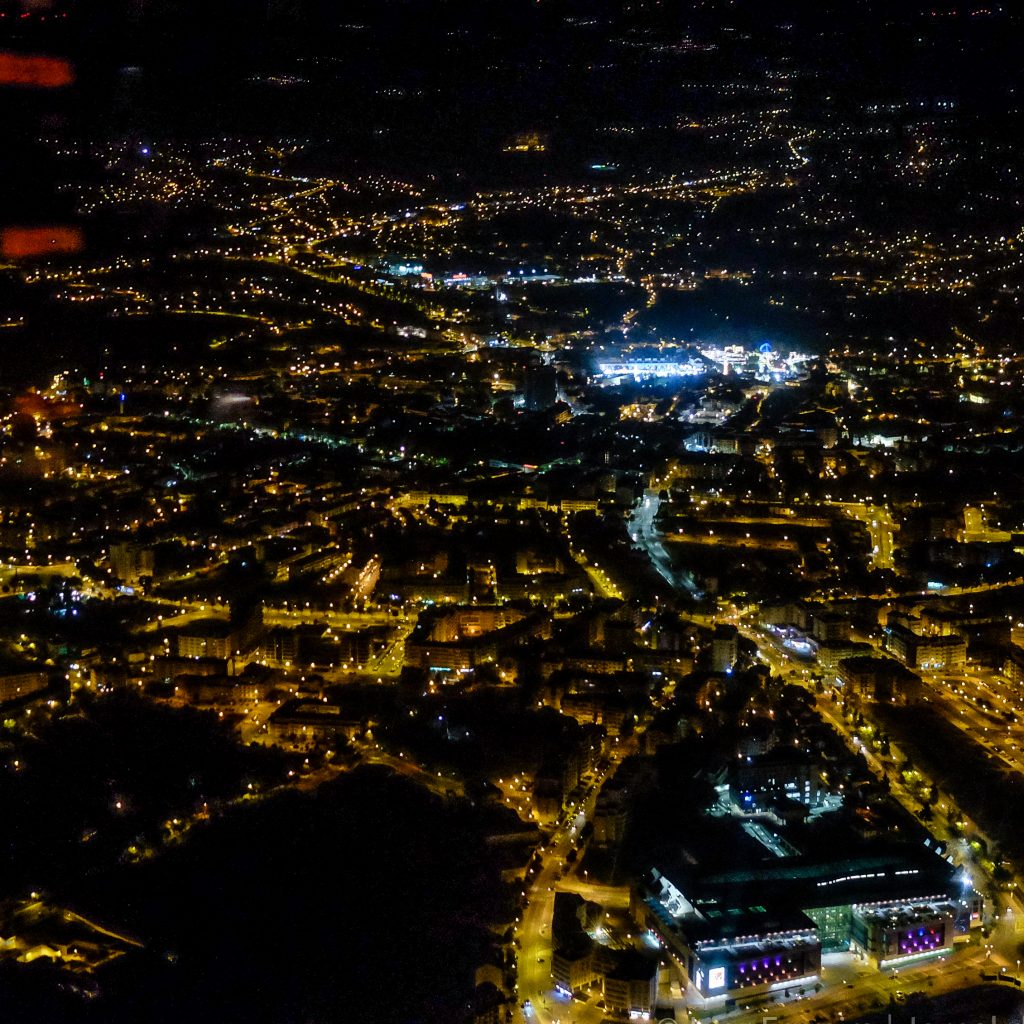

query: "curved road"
xmin=629 ymin=491 xmax=703 ymax=598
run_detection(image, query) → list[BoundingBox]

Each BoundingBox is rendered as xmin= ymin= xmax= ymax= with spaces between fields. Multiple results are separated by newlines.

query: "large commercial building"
xmin=595 ymin=346 xmax=705 ymax=382
xmin=635 ymin=843 xmax=980 ymax=1007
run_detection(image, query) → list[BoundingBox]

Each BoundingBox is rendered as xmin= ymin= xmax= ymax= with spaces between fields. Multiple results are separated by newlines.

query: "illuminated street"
xmin=2 ymin=2 xmax=1024 ymax=1022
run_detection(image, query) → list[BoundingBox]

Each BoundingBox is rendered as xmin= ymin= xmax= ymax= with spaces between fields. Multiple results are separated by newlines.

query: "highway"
xmin=753 ymin=616 xmax=1024 ymax=792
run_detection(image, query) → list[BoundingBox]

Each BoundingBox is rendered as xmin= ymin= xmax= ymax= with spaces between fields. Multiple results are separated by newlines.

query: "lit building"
xmin=837 ymin=656 xmax=921 ymax=704
xmin=602 ymin=950 xmax=658 ymax=1017
xmin=109 ymin=541 xmax=155 ymax=586
xmin=177 ymin=620 xmax=235 ymax=660
xmin=729 ymin=750 xmax=823 ymax=813
xmin=0 ymin=669 xmax=48 ymax=705
xmin=850 ymin=900 xmax=956 ymax=967
xmin=266 ymin=699 xmax=362 ymax=751
xmin=811 ymin=612 xmax=850 ymax=646
xmin=885 ymin=622 xmax=966 ymax=671
xmin=595 ymin=346 xmax=705 ymax=382
xmin=405 ymin=606 xmax=551 ymax=675
xmin=593 ymin=779 xmax=631 ymax=847
xmin=710 ymin=624 xmax=739 ymax=673
xmin=636 ymin=844 xmax=980 ymax=1005
xmin=1004 ymin=644 xmax=1024 ymax=686
xmin=550 ymin=893 xmax=657 ymax=1018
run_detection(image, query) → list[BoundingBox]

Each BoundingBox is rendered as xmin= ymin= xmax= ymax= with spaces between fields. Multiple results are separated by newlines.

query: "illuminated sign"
xmin=897 ymin=924 xmax=944 ymax=955
xmin=708 ymin=966 xmax=726 ymax=990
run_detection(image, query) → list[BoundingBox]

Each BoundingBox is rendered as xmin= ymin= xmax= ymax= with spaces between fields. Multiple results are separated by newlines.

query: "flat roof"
xmin=654 ymin=843 xmax=959 ymax=919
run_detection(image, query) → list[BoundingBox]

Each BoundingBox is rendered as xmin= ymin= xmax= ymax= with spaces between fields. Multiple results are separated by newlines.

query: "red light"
xmin=1 ymin=225 xmax=84 ymax=258
xmin=0 ymin=51 xmax=75 ymax=88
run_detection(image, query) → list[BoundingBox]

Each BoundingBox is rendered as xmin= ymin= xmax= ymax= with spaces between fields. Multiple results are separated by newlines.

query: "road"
xmin=834 ymin=502 xmax=896 ymax=571
xmin=919 ymin=670 xmax=1024 ymax=774
xmin=515 ymin=753 xmax=630 ymax=1024
xmin=363 ymin=747 xmax=464 ymax=799
xmin=743 ymin=623 xmax=1018 ymax=902
xmin=624 ymin=557 xmax=1015 ymax=1021
xmin=824 ymin=576 xmax=1024 ymax=603
xmin=679 ymin=621 xmax=1024 ymax=1023
xmin=719 ymin=945 xmax=997 ymax=1024
xmin=516 ymin=837 xmax=566 ymax=1024
xmin=575 ymin=557 xmax=624 ymax=602
xmin=629 ymin=491 xmax=702 ymax=597
xmin=364 ymin=617 xmax=416 ymax=677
